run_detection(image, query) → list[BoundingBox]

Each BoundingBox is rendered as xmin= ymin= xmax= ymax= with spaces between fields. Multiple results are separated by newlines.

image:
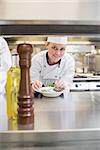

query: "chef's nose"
xmin=55 ymin=50 xmax=61 ymax=55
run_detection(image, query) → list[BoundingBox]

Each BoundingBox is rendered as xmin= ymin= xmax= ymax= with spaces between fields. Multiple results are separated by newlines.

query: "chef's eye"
xmin=60 ymin=47 xmax=65 ymax=51
xmin=51 ymin=46 xmax=58 ymax=50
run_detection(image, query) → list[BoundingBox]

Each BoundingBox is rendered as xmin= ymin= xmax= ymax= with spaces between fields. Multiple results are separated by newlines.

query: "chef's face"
xmin=46 ymin=42 xmax=66 ymax=64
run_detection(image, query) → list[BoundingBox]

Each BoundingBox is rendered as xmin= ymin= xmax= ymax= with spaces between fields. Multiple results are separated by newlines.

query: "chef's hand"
xmin=32 ymin=80 xmax=42 ymax=91
xmin=54 ymin=80 xmax=65 ymax=92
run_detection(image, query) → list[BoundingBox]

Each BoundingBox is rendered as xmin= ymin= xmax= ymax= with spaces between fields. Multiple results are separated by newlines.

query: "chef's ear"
xmin=45 ymin=41 xmax=50 ymax=48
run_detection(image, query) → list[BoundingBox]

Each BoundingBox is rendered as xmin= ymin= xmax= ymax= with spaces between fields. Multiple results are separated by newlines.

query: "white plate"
xmin=37 ymin=87 xmax=63 ymax=98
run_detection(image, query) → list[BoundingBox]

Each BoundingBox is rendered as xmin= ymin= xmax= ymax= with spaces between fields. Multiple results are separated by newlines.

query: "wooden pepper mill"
xmin=17 ymin=43 xmax=34 ymax=125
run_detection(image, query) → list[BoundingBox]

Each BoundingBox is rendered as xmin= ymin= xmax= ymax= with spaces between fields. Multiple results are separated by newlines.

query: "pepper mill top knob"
xmin=17 ymin=43 xmax=33 ymax=54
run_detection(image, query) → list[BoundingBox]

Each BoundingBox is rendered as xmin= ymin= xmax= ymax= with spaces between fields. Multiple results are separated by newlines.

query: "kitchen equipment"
xmin=94 ymin=55 xmax=100 ymax=73
xmin=71 ymin=77 xmax=100 ymax=91
xmin=85 ymin=54 xmax=96 ymax=72
xmin=85 ymin=54 xmax=100 ymax=73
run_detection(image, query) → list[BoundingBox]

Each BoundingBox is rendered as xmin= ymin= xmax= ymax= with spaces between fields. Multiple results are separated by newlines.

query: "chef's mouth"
xmin=53 ymin=55 xmax=61 ymax=60
xmin=52 ymin=57 xmax=59 ymax=60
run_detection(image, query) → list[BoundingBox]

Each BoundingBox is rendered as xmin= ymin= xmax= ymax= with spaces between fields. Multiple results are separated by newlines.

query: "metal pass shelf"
xmin=0 ymin=91 xmax=100 ymax=149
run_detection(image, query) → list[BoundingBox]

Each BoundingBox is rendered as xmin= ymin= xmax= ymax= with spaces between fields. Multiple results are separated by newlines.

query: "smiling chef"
xmin=30 ymin=36 xmax=75 ymax=92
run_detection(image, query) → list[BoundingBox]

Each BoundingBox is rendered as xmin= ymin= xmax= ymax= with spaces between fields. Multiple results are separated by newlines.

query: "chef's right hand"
xmin=32 ymin=80 xmax=42 ymax=91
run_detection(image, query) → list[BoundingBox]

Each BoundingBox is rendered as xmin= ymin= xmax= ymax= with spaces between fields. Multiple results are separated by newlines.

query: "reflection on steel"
xmin=0 ymin=20 xmax=100 ymax=25
xmin=0 ymin=91 xmax=100 ymax=148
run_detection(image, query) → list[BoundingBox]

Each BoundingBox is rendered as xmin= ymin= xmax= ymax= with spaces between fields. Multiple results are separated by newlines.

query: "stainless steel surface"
xmin=0 ymin=91 xmax=100 ymax=149
xmin=94 ymin=55 xmax=100 ymax=72
xmin=1 ymin=131 xmax=100 ymax=150
xmin=34 ymin=92 xmax=100 ymax=130
xmin=1 ymin=139 xmax=100 ymax=150
xmin=85 ymin=54 xmax=100 ymax=72
xmin=0 ymin=20 xmax=100 ymax=25
xmin=0 ymin=20 xmax=99 ymax=36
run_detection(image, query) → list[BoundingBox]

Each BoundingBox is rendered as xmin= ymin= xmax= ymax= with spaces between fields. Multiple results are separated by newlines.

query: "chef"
xmin=0 ymin=37 xmax=11 ymax=94
xmin=0 ymin=37 xmax=11 ymax=130
xmin=30 ymin=36 xmax=75 ymax=92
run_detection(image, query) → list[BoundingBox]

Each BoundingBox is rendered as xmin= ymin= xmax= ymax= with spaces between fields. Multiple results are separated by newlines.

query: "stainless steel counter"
xmin=34 ymin=91 xmax=100 ymax=130
xmin=0 ymin=91 xmax=100 ymax=149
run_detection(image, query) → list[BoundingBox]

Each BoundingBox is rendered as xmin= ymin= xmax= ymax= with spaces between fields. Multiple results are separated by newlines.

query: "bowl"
xmin=37 ymin=87 xmax=63 ymax=98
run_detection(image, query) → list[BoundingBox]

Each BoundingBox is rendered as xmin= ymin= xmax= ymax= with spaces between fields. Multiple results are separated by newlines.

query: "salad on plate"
xmin=36 ymin=86 xmax=64 ymax=98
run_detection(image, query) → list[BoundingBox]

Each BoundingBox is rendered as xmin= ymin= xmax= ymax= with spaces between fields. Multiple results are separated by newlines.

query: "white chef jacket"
xmin=30 ymin=50 xmax=75 ymax=89
xmin=0 ymin=94 xmax=8 ymax=130
xmin=0 ymin=37 xmax=11 ymax=94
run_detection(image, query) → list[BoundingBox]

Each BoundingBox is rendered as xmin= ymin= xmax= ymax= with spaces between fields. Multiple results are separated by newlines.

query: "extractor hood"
xmin=0 ymin=20 xmax=100 ymax=36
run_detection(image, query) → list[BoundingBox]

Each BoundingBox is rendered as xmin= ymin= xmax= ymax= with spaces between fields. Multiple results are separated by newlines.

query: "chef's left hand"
xmin=54 ymin=80 xmax=65 ymax=91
